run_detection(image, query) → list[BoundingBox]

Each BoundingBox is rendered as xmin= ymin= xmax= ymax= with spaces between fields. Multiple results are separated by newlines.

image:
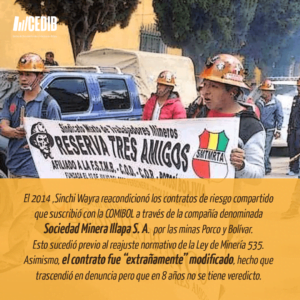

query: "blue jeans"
xmin=265 ymin=129 xmax=275 ymax=173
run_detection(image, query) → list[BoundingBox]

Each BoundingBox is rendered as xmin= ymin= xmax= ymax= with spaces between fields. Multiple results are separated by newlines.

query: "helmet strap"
xmin=157 ymin=85 xmax=172 ymax=97
xmin=20 ymin=73 xmax=41 ymax=91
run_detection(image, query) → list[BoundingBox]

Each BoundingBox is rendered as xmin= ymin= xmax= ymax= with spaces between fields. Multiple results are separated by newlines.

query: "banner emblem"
xmin=192 ymin=129 xmax=229 ymax=178
xmin=29 ymin=122 xmax=54 ymax=159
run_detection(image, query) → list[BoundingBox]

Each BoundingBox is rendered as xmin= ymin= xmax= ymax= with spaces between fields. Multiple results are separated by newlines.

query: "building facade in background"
xmin=0 ymin=0 xmax=181 ymax=68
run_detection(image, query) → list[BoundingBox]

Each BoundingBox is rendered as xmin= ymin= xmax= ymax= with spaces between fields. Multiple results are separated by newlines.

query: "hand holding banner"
xmin=24 ymin=118 xmax=240 ymax=179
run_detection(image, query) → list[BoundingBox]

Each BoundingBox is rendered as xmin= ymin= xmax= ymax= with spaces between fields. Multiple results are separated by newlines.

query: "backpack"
xmin=40 ymin=94 xmax=53 ymax=119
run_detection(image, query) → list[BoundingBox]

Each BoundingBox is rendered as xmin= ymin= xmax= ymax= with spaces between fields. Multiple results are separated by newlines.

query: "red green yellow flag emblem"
xmin=192 ymin=130 xmax=229 ymax=178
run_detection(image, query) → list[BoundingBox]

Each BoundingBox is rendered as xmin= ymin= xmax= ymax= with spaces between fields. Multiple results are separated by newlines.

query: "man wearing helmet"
xmin=286 ymin=78 xmax=300 ymax=176
xmin=0 ymin=52 xmax=61 ymax=178
xmin=199 ymin=54 xmax=265 ymax=178
xmin=142 ymin=70 xmax=186 ymax=120
xmin=0 ymin=53 xmax=61 ymax=273
xmin=256 ymin=79 xmax=283 ymax=175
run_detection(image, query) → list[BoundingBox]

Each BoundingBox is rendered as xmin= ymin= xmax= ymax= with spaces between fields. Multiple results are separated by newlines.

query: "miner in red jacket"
xmin=142 ymin=70 xmax=186 ymax=120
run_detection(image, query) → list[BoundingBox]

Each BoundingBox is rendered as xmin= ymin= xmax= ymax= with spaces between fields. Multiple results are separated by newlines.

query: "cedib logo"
xmin=192 ymin=129 xmax=229 ymax=179
xmin=13 ymin=16 xmax=57 ymax=32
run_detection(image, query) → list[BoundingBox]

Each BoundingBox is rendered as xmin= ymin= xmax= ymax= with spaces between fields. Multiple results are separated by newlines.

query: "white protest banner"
xmin=24 ymin=118 xmax=239 ymax=179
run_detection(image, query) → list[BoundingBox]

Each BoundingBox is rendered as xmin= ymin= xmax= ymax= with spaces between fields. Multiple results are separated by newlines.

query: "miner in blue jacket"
xmin=256 ymin=79 xmax=283 ymax=175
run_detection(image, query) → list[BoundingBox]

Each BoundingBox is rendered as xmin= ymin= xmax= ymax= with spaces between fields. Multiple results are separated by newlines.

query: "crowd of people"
xmin=144 ymin=54 xmax=265 ymax=178
xmin=1 ymin=52 xmax=300 ymax=179
xmin=143 ymin=55 xmax=300 ymax=180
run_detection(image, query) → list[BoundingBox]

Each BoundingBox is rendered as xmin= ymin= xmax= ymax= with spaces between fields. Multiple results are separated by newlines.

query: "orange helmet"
xmin=156 ymin=70 xmax=176 ymax=87
xmin=297 ymin=78 xmax=300 ymax=86
xmin=199 ymin=54 xmax=249 ymax=89
xmin=17 ymin=53 xmax=47 ymax=72
xmin=259 ymin=79 xmax=275 ymax=91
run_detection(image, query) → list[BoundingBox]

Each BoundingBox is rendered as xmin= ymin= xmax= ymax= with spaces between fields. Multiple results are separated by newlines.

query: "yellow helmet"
xmin=156 ymin=70 xmax=176 ymax=87
xmin=17 ymin=53 xmax=47 ymax=72
xmin=199 ymin=54 xmax=249 ymax=89
xmin=259 ymin=79 xmax=275 ymax=91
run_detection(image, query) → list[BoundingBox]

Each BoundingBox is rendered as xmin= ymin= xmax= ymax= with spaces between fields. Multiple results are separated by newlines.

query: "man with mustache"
xmin=142 ymin=70 xmax=186 ymax=120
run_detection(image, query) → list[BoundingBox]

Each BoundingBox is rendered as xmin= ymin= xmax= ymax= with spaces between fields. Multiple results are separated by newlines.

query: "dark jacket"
xmin=186 ymin=96 xmax=208 ymax=118
xmin=288 ymin=95 xmax=300 ymax=130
